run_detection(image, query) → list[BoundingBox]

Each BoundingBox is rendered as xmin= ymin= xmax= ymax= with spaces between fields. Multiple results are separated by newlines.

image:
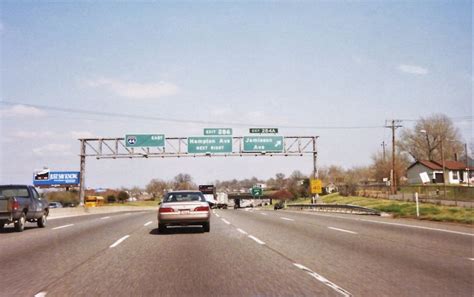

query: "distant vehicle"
xmin=0 ymin=185 xmax=49 ymax=232
xmin=198 ymin=185 xmax=217 ymax=207
xmin=215 ymin=192 xmax=228 ymax=209
xmin=274 ymin=200 xmax=285 ymax=210
xmin=158 ymin=191 xmax=210 ymax=233
xmin=239 ymin=199 xmax=254 ymax=208
xmin=85 ymin=196 xmax=104 ymax=207
xmin=48 ymin=202 xmax=63 ymax=208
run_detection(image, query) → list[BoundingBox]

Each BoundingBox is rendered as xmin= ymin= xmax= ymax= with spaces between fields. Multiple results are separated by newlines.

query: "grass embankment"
xmin=285 ymin=193 xmax=473 ymax=224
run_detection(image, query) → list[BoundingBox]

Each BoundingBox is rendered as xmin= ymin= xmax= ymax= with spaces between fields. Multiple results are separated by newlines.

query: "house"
xmin=407 ymin=160 xmax=474 ymax=185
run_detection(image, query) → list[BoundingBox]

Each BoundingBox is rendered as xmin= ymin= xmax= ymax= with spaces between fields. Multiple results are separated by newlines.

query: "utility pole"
xmin=440 ymin=139 xmax=447 ymax=199
xmin=465 ymin=143 xmax=470 ymax=187
xmin=385 ymin=120 xmax=402 ymax=195
xmin=381 ymin=141 xmax=387 ymax=161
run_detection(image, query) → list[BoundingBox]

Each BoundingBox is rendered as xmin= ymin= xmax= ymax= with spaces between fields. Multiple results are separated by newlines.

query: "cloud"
xmin=245 ymin=111 xmax=265 ymax=119
xmin=85 ymin=77 xmax=179 ymax=99
xmin=0 ymin=104 xmax=46 ymax=117
xmin=33 ymin=144 xmax=73 ymax=156
xmin=71 ymin=131 xmax=95 ymax=139
xmin=8 ymin=130 xmax=95 ymax=142
xmin=210 ymin=107 xmax=231 ymax=116
xmin=12 ymin=131 xmax=56 ymax=139
xmin=397 ymin=64 xmax=428 ymax=75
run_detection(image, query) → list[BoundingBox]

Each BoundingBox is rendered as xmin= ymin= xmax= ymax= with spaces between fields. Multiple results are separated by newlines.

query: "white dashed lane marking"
xmin=101 ymin=216 xmax=111 ymax=220
xmin=109 ymin=235 xmax=130 ymax=248
xmin=280 ymin=217 xmax=295 ymax=221
xmin=294 ymin=263 xmax=351 ymax=297
xmin=222 ymin=219 xmax=231 ymax=225
xmin=52 ymin=224 xmax=74 ymax=230
xmin=260 ymin=212 xmax=268 ymax=216
xmin=248 ymin=235 xmax=265 ymax=245
xmin=328 ymin=227 xmax=357 ymax=235
xmin=34 ymin=292 xmax=47 ymax=297
xmin=237 ymin=228 xmax=248 ymax=235
xmin=144 ymin=221 xmax=152 ymax=226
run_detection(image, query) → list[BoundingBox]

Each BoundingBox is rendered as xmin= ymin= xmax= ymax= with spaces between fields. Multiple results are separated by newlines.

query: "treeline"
xmin=47 ymin=113 xmax=471 ymax=203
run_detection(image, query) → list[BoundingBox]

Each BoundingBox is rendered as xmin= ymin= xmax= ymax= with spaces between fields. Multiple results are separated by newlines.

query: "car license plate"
xmin=180 ymin=210 xmax=190 ymax=214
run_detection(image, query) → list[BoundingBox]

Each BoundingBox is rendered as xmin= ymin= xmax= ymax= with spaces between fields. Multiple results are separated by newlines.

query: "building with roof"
xmin=407 ymin=160 xmax=474 ymax=185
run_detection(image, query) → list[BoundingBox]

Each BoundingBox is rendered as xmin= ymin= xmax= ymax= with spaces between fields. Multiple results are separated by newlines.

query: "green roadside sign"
xmin=251 ymin=186 xmax=263 ymax=198
xmin=125 ymin=134 xmax=165 ymax=148
xmin=243 ymin=136 xmax=284 ymax=152
xmin=188 ymin=137 xmax=232 ymax=154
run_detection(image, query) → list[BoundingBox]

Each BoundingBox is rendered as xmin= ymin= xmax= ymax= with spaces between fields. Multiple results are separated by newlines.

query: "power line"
xmin=399 ymin=116 xmax=472 ymax=122
xmin=0 ymin=101 xmax=385 ymax=130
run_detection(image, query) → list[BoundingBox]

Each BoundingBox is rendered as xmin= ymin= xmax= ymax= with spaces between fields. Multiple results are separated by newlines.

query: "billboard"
xmin=33 ymin=170 xmax=80 ymax=187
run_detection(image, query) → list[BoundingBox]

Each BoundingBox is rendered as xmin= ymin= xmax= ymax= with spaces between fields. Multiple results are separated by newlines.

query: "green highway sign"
xmin=249 ymin=128 xmax=279 ymax=134
xmin=243 ymin=136 xmax=284 ymax=152
xmin=251 ymin=186 xmax=263 ymax=198
xmin=204 ymin=128 xmax=233 ymax=136
xmin=125 ymin=134 xmax=165 ymax=148
xmin=188 ymin=137 xmax=232 ymax=154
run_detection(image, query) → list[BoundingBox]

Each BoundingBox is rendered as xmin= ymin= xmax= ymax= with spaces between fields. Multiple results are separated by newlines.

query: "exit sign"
xmin=249 ymin=128 xmax=279 ymax=134
xmin=204 ymin=128 xmax=232 ymax=136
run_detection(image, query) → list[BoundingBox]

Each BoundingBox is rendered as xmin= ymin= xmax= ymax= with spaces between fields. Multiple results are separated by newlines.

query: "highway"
xmin=0 ymin=208 xmax=472 ymax=297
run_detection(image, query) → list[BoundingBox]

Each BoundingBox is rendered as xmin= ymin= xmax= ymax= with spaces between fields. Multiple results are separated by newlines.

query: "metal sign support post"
xmin=79 ymin=139 xmax=86 ymax=207
xmin=312 ymin=137 xmax=318 ymax=204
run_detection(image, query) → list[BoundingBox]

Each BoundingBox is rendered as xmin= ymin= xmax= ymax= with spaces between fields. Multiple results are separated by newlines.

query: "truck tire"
xmin=37 ymin=212 xmax=47 ymax=228
xmin=0 ymin=222 xmax=4 ymax=230
xmin=203 ymin=222 xmax=210 ymax=232
xmin=14 ymin=213 xmax=26 ymax=232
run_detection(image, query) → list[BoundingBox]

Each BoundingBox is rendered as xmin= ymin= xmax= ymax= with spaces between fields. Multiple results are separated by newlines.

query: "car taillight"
xmin=159 ymin=207 xmax=175 ymax=213
xmin=194 ymin=206 xmax=209 ymax=212
xmin=11 ymin=200 xmax=20 ymax=211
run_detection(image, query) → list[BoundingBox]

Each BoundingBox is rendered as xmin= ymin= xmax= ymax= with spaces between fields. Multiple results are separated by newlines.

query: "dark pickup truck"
xmin=0 ymin=185 xmax=49 ymax=232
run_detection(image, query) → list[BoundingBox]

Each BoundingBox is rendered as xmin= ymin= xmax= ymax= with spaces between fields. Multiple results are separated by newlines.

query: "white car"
xmin=157 ymin=191 xmax=210 ymax=233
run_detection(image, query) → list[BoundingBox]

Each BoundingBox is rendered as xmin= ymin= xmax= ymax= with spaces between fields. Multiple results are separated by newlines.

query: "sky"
xmin=0 ymin=1 xmax=472 ymax=189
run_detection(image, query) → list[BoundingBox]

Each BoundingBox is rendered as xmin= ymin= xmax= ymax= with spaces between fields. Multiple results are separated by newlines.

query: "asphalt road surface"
xmin=0 ymin=208 xmax=472 ymax=297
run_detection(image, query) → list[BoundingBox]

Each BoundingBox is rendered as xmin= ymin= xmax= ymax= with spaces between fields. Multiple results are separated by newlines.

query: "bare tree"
xmin=398 ymin=114 xmax=463 ymax=161
xmin=266 ymin=173 xmax=286 ymax=190
xmin=286 ymin=170 xmax=308 ymax=198
xmin=146 ymin=179 xmax=170 ymax=199
xmin=173 ymin=173 xmax=195 ymax=190
xmin=371 ymin=151 xmax=410 ymax=183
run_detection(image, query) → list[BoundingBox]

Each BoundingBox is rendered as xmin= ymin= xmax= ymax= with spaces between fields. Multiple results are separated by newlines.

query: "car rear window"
xmin=0 ymin=187 xmax=29 ymax=197
xmin=164 ymin=193 xmax=205 ymax=203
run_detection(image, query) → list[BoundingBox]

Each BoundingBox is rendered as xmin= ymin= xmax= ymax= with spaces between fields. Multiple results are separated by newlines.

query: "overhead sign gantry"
xmin=78 ymin=132 xmax=319 ymax=205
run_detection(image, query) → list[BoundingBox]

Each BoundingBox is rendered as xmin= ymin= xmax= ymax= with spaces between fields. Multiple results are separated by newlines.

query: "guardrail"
xmin=286 ymin=203 xmax=381 ymax=216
